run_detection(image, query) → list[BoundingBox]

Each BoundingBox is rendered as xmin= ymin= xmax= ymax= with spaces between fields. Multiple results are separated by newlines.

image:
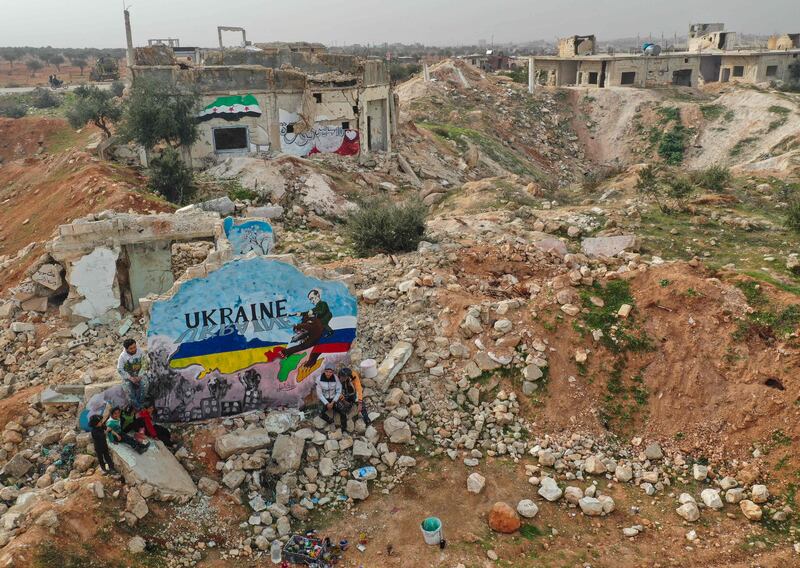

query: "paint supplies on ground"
xmin=282 ymin=534 xmax=344 ymax=566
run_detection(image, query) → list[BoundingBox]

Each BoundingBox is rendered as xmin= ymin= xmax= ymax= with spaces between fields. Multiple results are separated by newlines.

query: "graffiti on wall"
xmin=145 ymin=258 xmax=357 ymax=422
xmin=279 ymin=109 xmax=360 ymax=157
xmin=223 ymin=217 xmax=274 ymax=256
xmin=198 ymin=94 xmax=263 ymax=122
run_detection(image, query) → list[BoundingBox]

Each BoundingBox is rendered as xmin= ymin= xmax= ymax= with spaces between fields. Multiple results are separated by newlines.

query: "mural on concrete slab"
xmin=279 ymin=109 xmax=360 ymax=157
xmin=145 ymin=257 xmax=357 ymax=422
xmin=223 ymin=217 xmax=274 ymax=256
xmin=198 ymin=94 xmax=262 ymax=122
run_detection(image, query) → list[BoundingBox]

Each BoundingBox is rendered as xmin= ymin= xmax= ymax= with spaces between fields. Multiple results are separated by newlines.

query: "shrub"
xmin=30 ymin=87 xmax=61 ymax=109
xmin=786 ymin=198 xmax=800 ymax=234
xmin=666 ymin=176 xmax=695 ymax=201
xmin=658 ymin=125 xmax=687 ymax=165
xmin=345 ymin=198 xmax=427 ymax=256
xmin=110 ymin=80 xmax=125 ymax=98
xmin=0 ymin=98 xmax=27 ymax=118
xmin=148 ymin=147 xmax=195 ymax=205
xmin=690 ymin=165 xmax=731 ymax=192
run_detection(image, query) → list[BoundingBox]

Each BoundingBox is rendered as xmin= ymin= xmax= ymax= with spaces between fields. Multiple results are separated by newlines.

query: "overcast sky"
xmin=0 ymin=0 xmax=797 ymax=48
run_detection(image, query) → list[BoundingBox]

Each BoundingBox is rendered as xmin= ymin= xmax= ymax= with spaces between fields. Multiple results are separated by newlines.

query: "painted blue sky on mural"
xmin=148 ymin=258 xmax=356 ymax=345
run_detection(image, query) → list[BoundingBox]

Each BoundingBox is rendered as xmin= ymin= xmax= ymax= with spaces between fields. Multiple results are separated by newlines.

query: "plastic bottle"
xmin=270 ymin=540 xmax=282 ymax=564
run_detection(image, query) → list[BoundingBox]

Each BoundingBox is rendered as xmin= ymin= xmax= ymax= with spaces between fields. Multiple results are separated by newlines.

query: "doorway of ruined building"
xmin=599 ymin=62 xmax=607 ymax=87
xmin=672 ymin=69 xmax=693 ymax=87
xmin=366 ymin=99 xmax=387 ymax=152
xmin=700 ymin=56 xmax=721 ymax=83
xmin=117 ymin=241 xmax=175 ymax=313
xmin=721 ymin=68 xmax=731 ymax=82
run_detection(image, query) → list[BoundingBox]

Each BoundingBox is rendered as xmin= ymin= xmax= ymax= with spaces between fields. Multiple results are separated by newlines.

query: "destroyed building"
xmin=128 ymin=39 xmax=395 ymax=161
xmin=529 ymin=24 xmax=800 ymax=88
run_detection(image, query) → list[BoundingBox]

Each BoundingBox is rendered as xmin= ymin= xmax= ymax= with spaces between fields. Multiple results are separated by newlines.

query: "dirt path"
xmin=317 ymin=455 xmax=794 ymax=568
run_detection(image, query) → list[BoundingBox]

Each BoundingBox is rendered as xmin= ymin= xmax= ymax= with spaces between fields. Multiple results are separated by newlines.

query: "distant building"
xmin=529 ymin=26 xmax=800 ymax=88
xmin=463 ymin=50 xmax=511 ymax=72
xmin=130 ymin=43 xmax=394 ymax=161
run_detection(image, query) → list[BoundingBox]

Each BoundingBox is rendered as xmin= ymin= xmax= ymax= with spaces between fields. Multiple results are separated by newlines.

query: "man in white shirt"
xmin=117 ymin=339 xmax=148 ymax=410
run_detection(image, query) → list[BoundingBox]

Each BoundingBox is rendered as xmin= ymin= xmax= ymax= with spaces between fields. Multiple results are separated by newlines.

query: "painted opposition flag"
xmin=197 ymin=94 xmax=262 ymax=121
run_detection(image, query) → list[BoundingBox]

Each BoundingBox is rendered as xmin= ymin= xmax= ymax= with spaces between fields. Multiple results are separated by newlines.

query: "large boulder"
xmin=1 ymin=453 xmax=33 ymax=479
xmin=270 ymin=434 xmax=305 ymax=473
xmin=110 ymin=441 xmax=196 ymax=499
xmin=581 ymin=235 xmax=637 ymax=258
xmin=214 ymin=428 xmax=271 ymax=459
xmin=383 ymin=417 xmax=412 ymax=444
xmin=516 ymin=499 xmax=538 ymax=519
xmin=345 ymin=480 xmax=369 ymax=501
xmin=467 ymin=472 xmax=486 ymax=494
xmin=488 ymin=502 xmax=521 ymax=534
xmin=537 ymin=477 xmax=563 ymax=502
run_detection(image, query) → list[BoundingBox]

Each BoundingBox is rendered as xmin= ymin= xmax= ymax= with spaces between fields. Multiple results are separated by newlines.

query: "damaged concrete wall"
xmin=68 ymin=247 xmax=120 ymax=320
xmin=47 ymin=212 xmax=219 ymax=321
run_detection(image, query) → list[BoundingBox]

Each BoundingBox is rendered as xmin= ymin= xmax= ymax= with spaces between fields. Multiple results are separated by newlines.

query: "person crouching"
xmin=338 ymin=367 xmax=371 ymax=426
xmin=316 ymin=367 xmax=349 ymax=432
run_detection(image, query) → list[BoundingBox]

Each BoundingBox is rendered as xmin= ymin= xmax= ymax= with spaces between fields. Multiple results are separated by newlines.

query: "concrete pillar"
xmin=423 ymin=63 xmax=430 ymax=82
xmin=124 ymin=9 xmax=134 ymax=68
xmin=528 ymin=56 xmax=535 ymax=93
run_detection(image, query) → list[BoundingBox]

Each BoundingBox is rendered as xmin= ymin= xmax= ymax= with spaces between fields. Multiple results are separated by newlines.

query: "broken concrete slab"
xmin=31 ymin=263 xmax=63 ymax=291
xmin=110 ymin=441 xmax=197 ymax=499
xmin=246 ymin=206 xmax=284 ymax=219
xmin=39 ymin=388 xmax=81 ymax=406
xmin=198 ymin=196 xmax=236 ymax=216
xmin=263 ymin=410 xmax=302 ymax=435
xmin=1 ymin=454 xmax=34 ymax=479
xmin=374 ymin=341 xmax=414 ymax=391
xmin=581 ymin=235 xmax=638 ymax=258
xmin=533 ymin=237 xmax=568 ymax=257
xmin=215 ymin=428 xmax=271 ymax=459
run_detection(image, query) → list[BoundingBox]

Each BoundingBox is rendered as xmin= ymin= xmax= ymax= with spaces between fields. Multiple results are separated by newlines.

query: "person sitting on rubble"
xmin=89 ymin=414 xmax=117 ymax=475
xmin=106 ymin=407 xmax=149 ymax=454
xmin=316 ymin=366 xmax=349 ymax=432
xmin=117 ymin=339 xmax=148 ymax=411
xmin=338 ymin=367 xmax=371 ymax=426
xmin=137 ymin=403 xmax=173 ymax=448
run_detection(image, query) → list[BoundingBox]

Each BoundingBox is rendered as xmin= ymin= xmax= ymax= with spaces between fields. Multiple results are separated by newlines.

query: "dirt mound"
xmin=524 ymin=263 xmax=799 ymax=459
xmin=0 ymin=117 xmax=78 ymax=163
xmin=0 ymin=147 xmax=172 ymax=290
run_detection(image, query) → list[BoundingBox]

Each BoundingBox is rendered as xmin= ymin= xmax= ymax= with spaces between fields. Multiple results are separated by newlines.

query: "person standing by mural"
xmin=117 ymin=339 xmax=149 ymax=410
xmin=89 ymin=414 xmax=117 ymax=475
xmin=316 ymin=367 xmax=348 ymax=431
xmin=338 ymin=368 xmax=372 ymax=426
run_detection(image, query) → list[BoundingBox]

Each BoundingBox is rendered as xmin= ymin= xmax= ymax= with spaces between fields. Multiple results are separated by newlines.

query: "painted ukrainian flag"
xmin=197 ymin=94 xmax=262 ymax=121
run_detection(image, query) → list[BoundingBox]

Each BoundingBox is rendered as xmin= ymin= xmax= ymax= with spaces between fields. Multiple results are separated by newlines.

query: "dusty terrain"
xmin=0 ymin=58 xmax=799 ymax=568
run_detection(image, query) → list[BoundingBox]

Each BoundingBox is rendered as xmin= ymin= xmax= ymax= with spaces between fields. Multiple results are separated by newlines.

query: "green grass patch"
xmin=730 ymin=137 xmax=759 ymax=157
xmin=658 ymin=125 xmax=689 ymax=165
xmin=700 ymin=104 xmax=724 ymax=120
xmin=735 ymin=280 xmax=768 ymax=307
xmin=418 ymin=121 xmax=548 ymax=181
xmin=520 ymin=524 xmax=545 ymax=540
xmin=768 ymin=105 xmax=791 ymax=115
xmin=580 ymin=280 xmax=652 ymax=354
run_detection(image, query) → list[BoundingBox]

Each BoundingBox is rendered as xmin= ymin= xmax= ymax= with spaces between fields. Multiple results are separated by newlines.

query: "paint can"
xmin=420 ymin=517 xmax=443 ymax=545
xmin=360 ymin=359 xmax=378 ymax=379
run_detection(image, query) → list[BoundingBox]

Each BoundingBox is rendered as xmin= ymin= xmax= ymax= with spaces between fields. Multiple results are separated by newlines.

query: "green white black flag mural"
xmin=198 ymin=94 xmax=262 ymax=122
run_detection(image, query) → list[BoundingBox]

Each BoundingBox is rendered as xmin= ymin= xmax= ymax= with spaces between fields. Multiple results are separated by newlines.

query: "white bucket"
xmin=420 ymin=517 xmax=442 ymax=545
xmin=360 ymin=359 xmax=378 ymax=379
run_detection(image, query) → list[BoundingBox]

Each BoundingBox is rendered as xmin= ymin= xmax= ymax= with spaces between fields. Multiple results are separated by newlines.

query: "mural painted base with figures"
xmin=145 ymin=257 xmax=357 ymax=422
